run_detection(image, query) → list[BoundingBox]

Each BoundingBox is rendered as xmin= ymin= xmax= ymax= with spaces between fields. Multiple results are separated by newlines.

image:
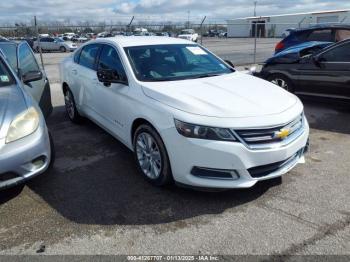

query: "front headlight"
xmin=6 ymin=107 xmax=40 ymax=144
xmin=174 ymin=119 xmax=237 ymax=142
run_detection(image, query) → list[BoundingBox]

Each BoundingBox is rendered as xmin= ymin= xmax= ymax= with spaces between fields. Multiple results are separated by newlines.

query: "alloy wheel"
xmin=135 ymin=132 xmax=162 ymax=180
xmin=64 ymin=91 xmax=75 ymax=119
xmin=271 ymin=78 xmax=289 ymax=91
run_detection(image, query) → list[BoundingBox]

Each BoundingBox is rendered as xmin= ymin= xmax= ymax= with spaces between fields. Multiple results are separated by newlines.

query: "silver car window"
xmin=18 ymin=44 xmax=40 ymax=75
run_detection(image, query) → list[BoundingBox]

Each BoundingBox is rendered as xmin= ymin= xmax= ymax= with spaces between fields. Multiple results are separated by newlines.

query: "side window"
xmin=335 ymin=30 xmax=350 ymax=42
xmin=48 ymin=38 xmax=55 ymax=42
xmin=40 ymin=38 xmax=48 ymax=42
xmin=321 ymin=43 xmax=350 ymax=62
xmin=306 ymin=29 xmax=333 ymax=42
xmin=98 ymin=45 xmax=127 ymax=80
xmin=73 ymin=48 xmax=82 ymax=63
xmin=18 ymin=43 xmax=40 ymax=75
xmin=79 ymin=44 xmax=100 ymax=70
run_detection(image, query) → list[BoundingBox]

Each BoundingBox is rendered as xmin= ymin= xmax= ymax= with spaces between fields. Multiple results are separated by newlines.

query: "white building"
xmin=227 ymin=9 xmax=350 ymax=38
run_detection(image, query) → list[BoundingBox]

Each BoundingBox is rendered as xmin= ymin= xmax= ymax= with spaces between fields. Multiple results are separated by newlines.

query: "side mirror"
xmin=312 ymin=55 xmax=325 ymax=67
xmin=22 ymin=71 xmax=43 ymax=84
xmin=97 ymin=69 xmax=125 ymax=86
xmin=224 ymin=60 xmax=235 ymax=68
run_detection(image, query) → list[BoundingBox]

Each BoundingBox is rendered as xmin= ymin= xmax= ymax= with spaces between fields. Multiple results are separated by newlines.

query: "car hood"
xmin=141 ymin=72 xmax=298 ymax=118
xmin=0 ymin=85 xmax=27 ymax=139
xmin=178 ymin=34 xmax=193 ymax=37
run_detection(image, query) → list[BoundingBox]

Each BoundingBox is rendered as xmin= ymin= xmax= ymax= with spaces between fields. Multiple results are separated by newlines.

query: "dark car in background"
xmin=257 ymin=39 xmax=350 ymax=103
xmin=275 ymin=24 xmax=350 ymax=54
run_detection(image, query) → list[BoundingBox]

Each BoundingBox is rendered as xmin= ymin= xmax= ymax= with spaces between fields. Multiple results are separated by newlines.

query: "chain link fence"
xmin=0 ymin=21 xmax=346 ymax=66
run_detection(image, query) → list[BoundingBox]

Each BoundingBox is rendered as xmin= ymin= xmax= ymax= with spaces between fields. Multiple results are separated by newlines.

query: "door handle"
xmin=71 ymin=69 xmax=77 ymax=75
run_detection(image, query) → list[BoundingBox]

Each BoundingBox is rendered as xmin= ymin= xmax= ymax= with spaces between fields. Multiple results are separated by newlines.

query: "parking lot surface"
xmin=0 ymin=39 xmax=349 ymax=255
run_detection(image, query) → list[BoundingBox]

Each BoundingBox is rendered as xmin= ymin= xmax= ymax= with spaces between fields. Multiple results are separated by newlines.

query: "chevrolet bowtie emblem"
xmin=275 ymin=128 xmax=290 ymax=139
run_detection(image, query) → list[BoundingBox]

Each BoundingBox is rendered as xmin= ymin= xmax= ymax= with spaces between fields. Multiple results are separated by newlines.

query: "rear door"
xmin=297 ymin=41 xmax=350 ymax=99
xmin=75 ymin=43 xmax=102 ymax=118
xmin=39 ymin=38 xmax=50 ymax=51
xmin=46 ymin=38 xmax=56 ymax=51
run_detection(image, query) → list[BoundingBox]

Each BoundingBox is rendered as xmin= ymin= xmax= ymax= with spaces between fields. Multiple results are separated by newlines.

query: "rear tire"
xmin=64 ymin=88 xmax=83 ymax=123
xmin=267 ymin=74 xmax=294 ymax=93
xmin=133 ymin=124 xmax=173 ymax=187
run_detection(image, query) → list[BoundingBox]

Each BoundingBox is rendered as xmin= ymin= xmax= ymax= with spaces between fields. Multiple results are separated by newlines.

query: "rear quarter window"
xmin=306 ymin=29 xmax=333 ymax=42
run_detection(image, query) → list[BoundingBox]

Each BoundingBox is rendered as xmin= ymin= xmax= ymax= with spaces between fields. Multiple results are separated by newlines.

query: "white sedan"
xmin=60 ymin=36 xmax=309 ymax=189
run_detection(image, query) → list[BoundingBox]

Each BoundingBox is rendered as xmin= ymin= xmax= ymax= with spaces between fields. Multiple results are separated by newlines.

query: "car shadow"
xmin=27 ymin=106 xmax=280 ymax=226
xmin=0 ymin=185 xmax=24 ymax=205
xmin=302 ymin=99 xmax=350 ymax=135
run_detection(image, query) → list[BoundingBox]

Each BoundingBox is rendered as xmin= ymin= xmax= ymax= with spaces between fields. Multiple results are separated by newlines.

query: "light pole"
xmin=187 ymin=10 xmax=190 ymax=28
xmin=253 ymin=1 xmax=258 ymax=64
xmin=254 ymin=1 xmax=257 ymax=17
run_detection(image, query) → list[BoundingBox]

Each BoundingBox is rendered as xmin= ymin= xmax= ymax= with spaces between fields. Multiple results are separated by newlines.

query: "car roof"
xmin=93 ymin=36 xmax=194 ymax=47
xmin=294 ymin=24 xmax=350 ymax=32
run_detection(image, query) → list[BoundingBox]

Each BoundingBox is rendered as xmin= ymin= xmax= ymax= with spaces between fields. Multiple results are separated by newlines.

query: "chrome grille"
xmin=232 ymin=114 xmax=304 ymax=150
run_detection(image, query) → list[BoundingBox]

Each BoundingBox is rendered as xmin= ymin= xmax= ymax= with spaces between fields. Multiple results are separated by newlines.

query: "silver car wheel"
xmin=271 ymin=78 xmax=289 ymax=91
xmin=136 ymin=132 xmax=162 ymax=180
xmin=64 ymin=91 xmax=75 ymax=119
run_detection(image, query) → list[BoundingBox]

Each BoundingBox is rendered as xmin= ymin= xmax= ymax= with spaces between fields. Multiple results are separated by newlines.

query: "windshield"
xmin=55 ymin=38 xmax=64 ymax=42
xmin=124 ymin=44 xmax=233 ymax=82
xmin=181 ymin=30 xmax=194 ymax=34
xmin=0 ymin=56 xmax=15 ymax=87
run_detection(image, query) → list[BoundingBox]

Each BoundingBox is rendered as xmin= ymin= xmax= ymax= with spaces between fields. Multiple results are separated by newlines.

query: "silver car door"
xmin=18 ymin=42 xmax=52 ymax=117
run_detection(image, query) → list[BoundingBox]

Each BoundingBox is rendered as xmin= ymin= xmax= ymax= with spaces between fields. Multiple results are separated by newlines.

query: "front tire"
xmin=133 ymin=124 xmax=173 ymax=186
xmin=267 ymin=74 xmax=294 ymax=93
xmin=64 ymin=88 xmax=83 ymax=123
xmin=59 ymin=46 xmax=66 ymax=52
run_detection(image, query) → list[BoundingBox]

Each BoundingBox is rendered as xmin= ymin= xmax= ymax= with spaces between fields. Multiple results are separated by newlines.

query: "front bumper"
xmin=161 ymin=119 xmax=309 ymax=189
xmin=69 ymin=47 xmax=77 ymax=51
xmin=0 ymin=124 xmax=51 ymax=190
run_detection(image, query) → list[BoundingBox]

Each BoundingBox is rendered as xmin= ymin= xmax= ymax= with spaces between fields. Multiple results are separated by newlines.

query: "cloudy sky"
xmin=1 ymin=0 xmax=350 ymax=24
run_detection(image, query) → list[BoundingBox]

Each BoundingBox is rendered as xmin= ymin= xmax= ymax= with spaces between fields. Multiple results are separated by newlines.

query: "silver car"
xmin=0 ymin=48 xmax=53 ymax=190
xmin=34 ymin=37 xmax=77 ymax=52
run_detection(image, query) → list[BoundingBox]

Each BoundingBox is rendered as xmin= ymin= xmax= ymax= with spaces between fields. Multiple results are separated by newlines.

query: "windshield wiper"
xmin=193 ymin=73 xmax=222 ymax=79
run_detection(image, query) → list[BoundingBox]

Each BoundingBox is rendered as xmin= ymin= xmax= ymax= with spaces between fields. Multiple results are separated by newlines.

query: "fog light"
xmin=32 ymin=156 xmax=45 ymax=169
xmin=191 ymin=167 xmax=240 ymax=180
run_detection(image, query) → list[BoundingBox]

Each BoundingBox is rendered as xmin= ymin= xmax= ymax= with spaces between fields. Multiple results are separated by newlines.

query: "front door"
xmin=93 ymin=44 xmax=130 ymax=141
xmin=18 ymin=42 xmax=47 ymax=102
xmin=297 ymin=41 xmax=350 ymax=100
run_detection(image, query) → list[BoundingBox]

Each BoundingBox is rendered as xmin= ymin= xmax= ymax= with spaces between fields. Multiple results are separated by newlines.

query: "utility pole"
xmin=187 ymin=10 xmax=190 ymax=28
xmin=34 ymin=16 xmax=45 ymax=71
xmin=253 ymin=1 xmax=258 ymax=64
xmin=200 ymin=16 xmax=207 ymax=45
xmin=254 ymin=1 xmax=257 ymax=17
